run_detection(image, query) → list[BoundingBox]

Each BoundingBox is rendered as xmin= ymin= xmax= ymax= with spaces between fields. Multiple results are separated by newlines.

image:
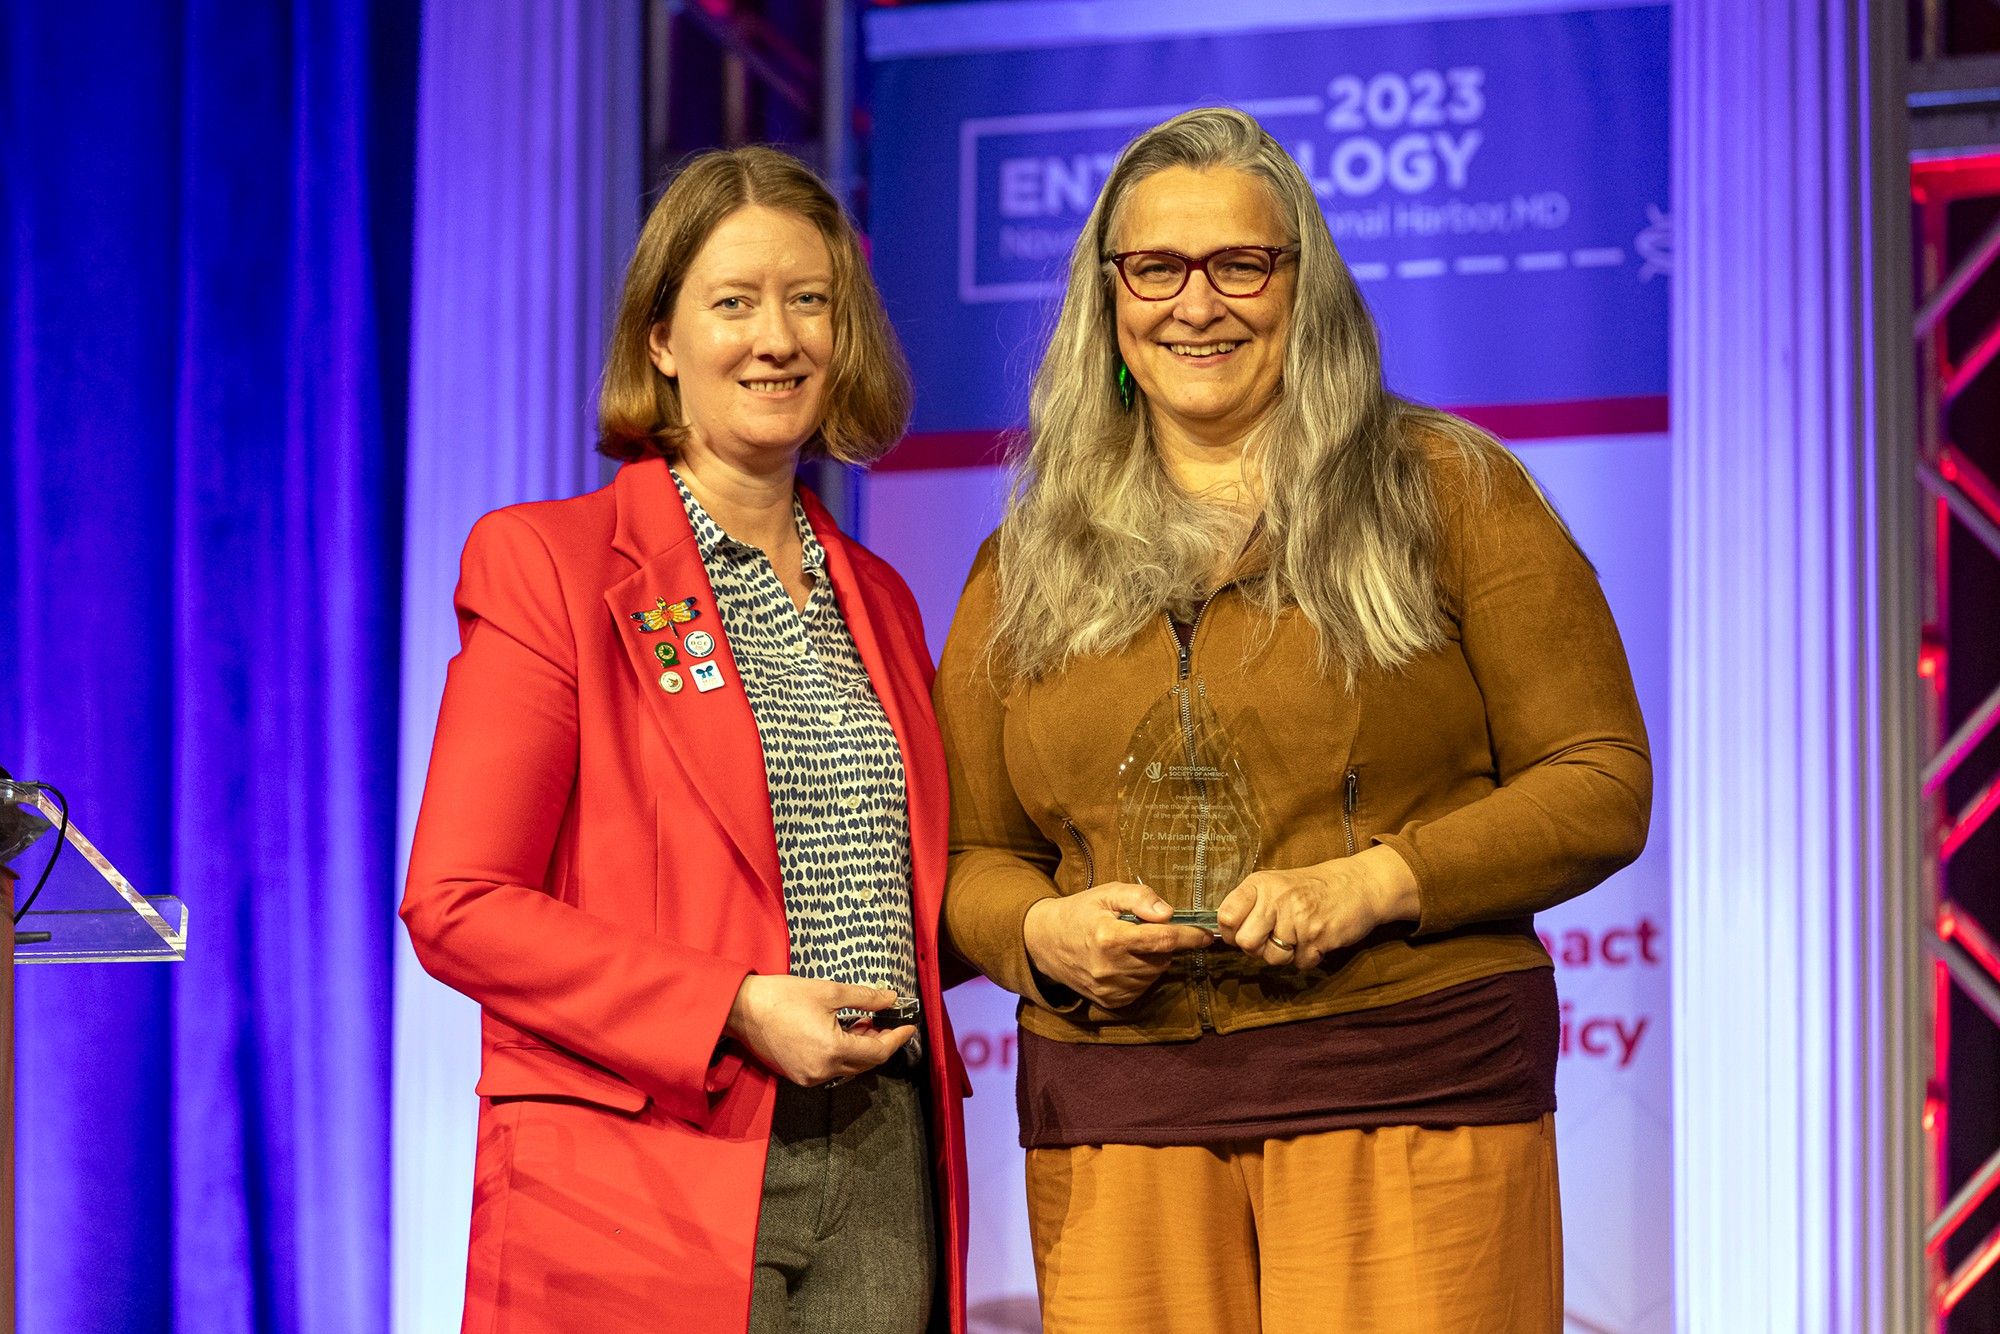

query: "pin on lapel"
xmin=691 ymin=660 xmax=726 ymax=693
xmin=684 ymin=630 xmax=715 ymax=659
xmin=659 ymin=669 xmax=684 ymax=694
xmin=654 ymin=641 xmax=680 ymax=669
xmin=629 ymin=595 xmax=700 ymax=634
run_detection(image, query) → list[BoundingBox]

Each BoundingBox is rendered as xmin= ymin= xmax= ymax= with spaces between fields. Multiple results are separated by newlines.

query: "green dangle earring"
xmin=1116 ymin=360 xmax=1136 ymax=411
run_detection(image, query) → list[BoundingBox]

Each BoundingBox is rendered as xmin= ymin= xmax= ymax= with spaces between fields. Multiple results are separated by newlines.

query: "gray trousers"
xmin=748 ymin=1067 xmax=936 ymax=1333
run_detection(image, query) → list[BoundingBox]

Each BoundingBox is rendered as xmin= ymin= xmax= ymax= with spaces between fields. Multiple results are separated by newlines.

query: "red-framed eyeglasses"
xmin=1104 ymin=244 xmax=1298 ymax=300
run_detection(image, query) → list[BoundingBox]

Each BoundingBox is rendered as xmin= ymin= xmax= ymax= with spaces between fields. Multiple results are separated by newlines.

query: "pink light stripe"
xmin=1943 ymin=903 xmax=2000 ymax=988
xmin=1943 ymin=772 xmax=2000 ymax=863
xmin=873 ymin=394 xmax=1670 ymax=472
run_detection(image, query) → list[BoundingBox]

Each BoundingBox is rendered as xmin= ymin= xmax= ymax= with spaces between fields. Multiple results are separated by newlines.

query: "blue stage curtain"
xmin=2 ymin=2 xmax=415 ymax=1330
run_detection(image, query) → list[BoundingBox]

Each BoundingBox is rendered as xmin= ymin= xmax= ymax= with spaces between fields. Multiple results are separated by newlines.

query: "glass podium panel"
xmin=1 ymin=780 xmax=188 ymax=963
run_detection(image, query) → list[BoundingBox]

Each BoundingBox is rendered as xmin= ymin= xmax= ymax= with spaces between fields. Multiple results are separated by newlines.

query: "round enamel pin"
xmin=684 ymin=630 xmax=715 ymax=659
xmin=658 ymin=669 xmax=684 ymax=694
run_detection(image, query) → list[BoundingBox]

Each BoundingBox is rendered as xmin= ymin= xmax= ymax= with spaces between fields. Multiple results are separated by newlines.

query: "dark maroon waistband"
xmin=1015 ymin=967 xmax=1558 ymax=1149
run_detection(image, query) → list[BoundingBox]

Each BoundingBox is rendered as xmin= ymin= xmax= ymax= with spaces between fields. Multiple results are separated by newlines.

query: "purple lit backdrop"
xmin=3 ymin=3 xmax=414 ymax=1329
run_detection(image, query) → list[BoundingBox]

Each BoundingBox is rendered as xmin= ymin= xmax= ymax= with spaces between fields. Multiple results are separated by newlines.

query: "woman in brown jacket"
xmin=935 ymin=108 xmax=1651 ymax=1333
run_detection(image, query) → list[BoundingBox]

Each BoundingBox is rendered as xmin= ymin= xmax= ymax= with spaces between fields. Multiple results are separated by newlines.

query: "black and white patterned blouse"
xmin=671 ymin=468 xmax=919 ymax=1020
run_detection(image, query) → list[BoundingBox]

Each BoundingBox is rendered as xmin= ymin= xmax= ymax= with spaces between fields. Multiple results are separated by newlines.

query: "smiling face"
xmin=1110 ymin=166 xmax=1295 ymax=454
xmin=648 ymin=204 xmax=834 ymax=467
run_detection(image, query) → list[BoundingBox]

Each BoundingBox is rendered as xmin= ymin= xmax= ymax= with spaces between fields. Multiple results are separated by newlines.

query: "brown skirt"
xmin=1025 ymin=1115 xmax=1562 ymax=1334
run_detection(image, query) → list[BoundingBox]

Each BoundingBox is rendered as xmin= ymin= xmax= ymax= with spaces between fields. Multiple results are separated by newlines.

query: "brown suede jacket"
xmin=934 ymin=445 xmax=1653 ymax=1045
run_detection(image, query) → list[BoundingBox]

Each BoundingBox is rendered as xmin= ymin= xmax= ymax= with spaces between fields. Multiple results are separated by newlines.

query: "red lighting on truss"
xmin=1941 ymin=904 xmax=2000 ymax=984
xmin=1915 ymin=144 xmax=2000 ymax=1331
xmin=1943 ymin=776 xmax=2000 ymax=863
xmin=1913 ymin=154 xmax=2000 ymax=203
xmin=1942 ymin=1221 xmax=2000 ymax=1314
xmin=1943 ymin=446 xmax=2000 ymax=529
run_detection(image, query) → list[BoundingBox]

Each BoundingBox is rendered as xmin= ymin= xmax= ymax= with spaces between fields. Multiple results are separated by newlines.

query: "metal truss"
xmin=646 ymin=0 xmax=845 ymax=171
xmin=1913 ymin=50 xmax=2000 ymax=1325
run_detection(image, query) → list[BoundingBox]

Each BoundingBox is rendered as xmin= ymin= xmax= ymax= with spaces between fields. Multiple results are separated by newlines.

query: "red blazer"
xmin=402 ymin=457 xmax=969 ymax=1334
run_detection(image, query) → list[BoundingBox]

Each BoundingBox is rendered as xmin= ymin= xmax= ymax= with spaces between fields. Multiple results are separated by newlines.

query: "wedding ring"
xmin=1269 ymin=936 xmax=1295 ymax=952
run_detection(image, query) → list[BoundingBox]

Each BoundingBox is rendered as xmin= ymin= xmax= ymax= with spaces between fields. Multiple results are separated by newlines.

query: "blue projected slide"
xmin=867 ymin=0 xmax=1668 ymax=432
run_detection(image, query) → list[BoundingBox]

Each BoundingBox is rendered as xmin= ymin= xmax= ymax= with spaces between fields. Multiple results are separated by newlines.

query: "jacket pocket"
xmin=475 ymin=1041 xmax=651 ymax=1115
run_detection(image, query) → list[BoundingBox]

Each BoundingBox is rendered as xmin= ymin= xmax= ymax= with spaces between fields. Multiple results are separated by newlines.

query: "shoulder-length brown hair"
xmin=599 ymin=145 xmax=911 ymax=464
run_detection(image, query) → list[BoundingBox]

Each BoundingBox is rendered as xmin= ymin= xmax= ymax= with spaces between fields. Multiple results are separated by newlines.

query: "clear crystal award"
xmin=1113 ymin=681 xmax=1263 ymax=930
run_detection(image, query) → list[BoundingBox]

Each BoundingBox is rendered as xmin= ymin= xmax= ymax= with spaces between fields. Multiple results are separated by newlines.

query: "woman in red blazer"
xmin=403 ymin=147 xmax=969 ymax=1333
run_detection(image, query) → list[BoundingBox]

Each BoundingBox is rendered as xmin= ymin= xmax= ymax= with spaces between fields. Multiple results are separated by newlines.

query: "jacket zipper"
xmin=1060 ymin=817 xmax=1096 ymax=890
xmin=1343 ymin=768 xmax=1358 ymax=856
xmin=1172 ymin=593 xmax=1218 ymax=1031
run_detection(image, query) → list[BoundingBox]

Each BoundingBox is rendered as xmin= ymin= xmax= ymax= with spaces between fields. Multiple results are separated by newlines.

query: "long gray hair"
xmin=991 ymin=106 xmax=1508 ymax=682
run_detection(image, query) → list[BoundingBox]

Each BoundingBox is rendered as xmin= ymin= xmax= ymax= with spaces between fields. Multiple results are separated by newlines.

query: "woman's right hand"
xmin=724 ymin=976 xmax=916 ymax=1087
xmin=1022 ymin=885 xmax=1214 ymax=1009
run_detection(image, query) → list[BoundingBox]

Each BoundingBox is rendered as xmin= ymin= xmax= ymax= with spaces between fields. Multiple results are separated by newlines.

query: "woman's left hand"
xmin=1214 ymin=845 xmax=1422 ymax=971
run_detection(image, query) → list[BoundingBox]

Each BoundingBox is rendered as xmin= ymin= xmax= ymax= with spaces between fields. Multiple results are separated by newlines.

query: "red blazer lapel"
xmin=606 ymin=461 xmax=783 ymax=907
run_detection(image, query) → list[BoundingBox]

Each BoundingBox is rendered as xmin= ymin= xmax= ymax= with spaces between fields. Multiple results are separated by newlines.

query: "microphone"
xmin=0 ymin=765 xmax=52 ymax=866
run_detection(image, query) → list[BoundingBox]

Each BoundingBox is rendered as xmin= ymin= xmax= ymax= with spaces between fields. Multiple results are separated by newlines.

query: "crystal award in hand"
xmin=1114 ymin=681 xmax=1263 ymax=930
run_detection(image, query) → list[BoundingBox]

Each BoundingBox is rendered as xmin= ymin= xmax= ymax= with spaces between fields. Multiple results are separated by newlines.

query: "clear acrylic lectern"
xmin=0 ymin=778 xmax=187 ymax=963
